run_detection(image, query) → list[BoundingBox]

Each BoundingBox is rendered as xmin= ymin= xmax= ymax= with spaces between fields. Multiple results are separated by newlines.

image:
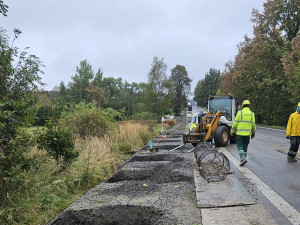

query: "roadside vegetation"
xmin=1 ymin=118 xmax=166 ymax=224
xmin=1 ymin=5 xmax=179 ymax=222
xmin=1 ymin=0 xmax=299 ymax=224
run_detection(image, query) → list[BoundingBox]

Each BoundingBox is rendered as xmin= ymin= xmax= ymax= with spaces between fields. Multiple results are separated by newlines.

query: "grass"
xmin=0 ymin=121 xmax=161 ymax=225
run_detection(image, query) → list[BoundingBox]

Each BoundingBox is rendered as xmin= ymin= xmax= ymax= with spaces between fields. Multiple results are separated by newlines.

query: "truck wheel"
xmin=214 ymin=126 xmax=229 ymax=147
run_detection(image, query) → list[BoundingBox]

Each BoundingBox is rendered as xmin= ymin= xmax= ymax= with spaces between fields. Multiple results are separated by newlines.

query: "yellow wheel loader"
xmin=183 ymin=95 xmax=238 ymax=147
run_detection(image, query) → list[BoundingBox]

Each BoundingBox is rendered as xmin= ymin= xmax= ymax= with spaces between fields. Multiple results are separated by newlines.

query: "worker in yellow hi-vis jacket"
xmin=231 ymin=100 xmax=256 ymax=166
xmin=286 ymin=102 xmax=300 ymax=162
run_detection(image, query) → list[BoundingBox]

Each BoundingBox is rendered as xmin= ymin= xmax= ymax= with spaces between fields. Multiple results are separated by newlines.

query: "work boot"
xmin=239 ymin=159 xmax=247 ymax=166
xmin=287 ymin=156 xmax=297 ymax=162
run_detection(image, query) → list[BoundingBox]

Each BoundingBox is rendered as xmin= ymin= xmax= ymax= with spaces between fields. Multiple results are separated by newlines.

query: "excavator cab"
xmin=206 ymin=95 xmax=238 ymax=146
xmin=183 ymin=95 xmax=238 ymax=147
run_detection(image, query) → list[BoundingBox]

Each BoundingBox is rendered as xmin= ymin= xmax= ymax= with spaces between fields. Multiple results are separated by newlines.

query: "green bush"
xmin=60 ymin=103 xmax=122 ymax=138
xmin=132 ymin=112 xmax=155 ymax=122
xmin=0 ymin=128 xmax=35 ymax=198
xmin=34 ymin=105 xmax=62 ymax=126
xmin=37 ymin=123 xmax=78 ymax=165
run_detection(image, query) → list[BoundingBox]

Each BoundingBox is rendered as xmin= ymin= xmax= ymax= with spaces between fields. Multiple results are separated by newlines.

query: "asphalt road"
xmin=224 ymin=126 xmax=300 ymax=225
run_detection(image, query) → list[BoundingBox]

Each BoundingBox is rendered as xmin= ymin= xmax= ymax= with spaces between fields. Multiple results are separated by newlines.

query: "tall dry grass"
xmin=1 ymin=121 xmax=153 ymax=225
xmin=113 ymin=121 xmax=149 ymax=150
xmin=68 ymin=121 xmax=150 ymax=187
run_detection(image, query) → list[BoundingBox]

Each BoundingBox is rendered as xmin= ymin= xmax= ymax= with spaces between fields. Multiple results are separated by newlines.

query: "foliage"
xmin=67 ymin=59 xmax=94 ymax=103
xmin=282 ymin=34 xmax=300 ymax=104
xmin=34 ymin=105 xmax=62 ymax=126
xmin=0 ymin=121 xmax=154 ymax=224
xmin=163 ymin=119 xmax=175 ymax=127
xmin=132 ymin=111 xmax=156 ymax=122
xmin=143 ymin=57 xmax=173 ymax=118
xmin=86 ymin=84 xmax=106 ymax=107
xmin=0 ymin=129 xmax=36 ymax=199
xmin=194 ymin=68 xmax=221 ymax=106
xmin=219 ymin=0 xmax=300 ymax=126
xmin=37 ymin=123 xmax=78 ymax=165
xmin=0 ymin=27 xmax=43 ymax=202
xmin=55 ymin=61 xmax=148 ymax=117
xmin=170 ymin=65 xmax=191 ymax=116
xmin=60 ymin=102 xmax=122 ymax=138
xmin=0 ymin=0 xmax=8 ymax=16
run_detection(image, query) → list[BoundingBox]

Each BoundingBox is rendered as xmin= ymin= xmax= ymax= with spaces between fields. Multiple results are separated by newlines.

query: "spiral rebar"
xmin=196 ymin=146 xmax=230 ymax=182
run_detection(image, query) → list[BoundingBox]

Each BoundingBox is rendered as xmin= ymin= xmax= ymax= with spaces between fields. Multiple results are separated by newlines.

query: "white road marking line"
xmin=219 ymin=147 xmax=300 ymax=225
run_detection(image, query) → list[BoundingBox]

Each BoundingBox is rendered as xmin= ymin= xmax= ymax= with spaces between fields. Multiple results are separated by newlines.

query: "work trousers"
xmin=236 ymin=135 xmax=250 ymax=160
xmin=288 ymin=136 xmax=300 ymax=159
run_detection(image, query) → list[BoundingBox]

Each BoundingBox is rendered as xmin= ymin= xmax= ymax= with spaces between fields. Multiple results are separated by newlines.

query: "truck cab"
xmin=207 ymin=95 xmax=239 ymax=146
xmin=208 ymin=95 xmax=238 ymax=126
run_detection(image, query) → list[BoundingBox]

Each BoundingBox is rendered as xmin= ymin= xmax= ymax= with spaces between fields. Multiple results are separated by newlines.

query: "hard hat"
xmin=298 ymin=102 xmax=300 ymax=106
xmin=242 ymin=100 xmax=250 ymax=106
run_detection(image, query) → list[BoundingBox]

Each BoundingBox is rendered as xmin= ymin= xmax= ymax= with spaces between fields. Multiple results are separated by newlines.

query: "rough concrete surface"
xmin=202 ymin=204 xmax=278 ymax=225
xmin=49 ymin=117 xmax=278 ymax=225
xmin=194 ymin=169 xmax=256 ymax=208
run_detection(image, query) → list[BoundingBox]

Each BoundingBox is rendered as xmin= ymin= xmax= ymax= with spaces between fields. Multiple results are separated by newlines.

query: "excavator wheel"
xmin=214 ymin=126 xmax=229 ymax=147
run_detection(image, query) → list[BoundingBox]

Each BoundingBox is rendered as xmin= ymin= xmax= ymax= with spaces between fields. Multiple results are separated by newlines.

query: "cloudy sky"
xmin=2 ymin=0 xmax=264 ymax=91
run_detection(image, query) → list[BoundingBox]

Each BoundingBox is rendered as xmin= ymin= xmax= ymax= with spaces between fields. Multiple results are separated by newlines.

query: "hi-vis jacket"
xmin=286 ymin=112 xmax=300 ymax=136
xmin=231 ymin=107 xmax=256 ymax=136
xmin=190 ymin=122 xmax=197 ymax=132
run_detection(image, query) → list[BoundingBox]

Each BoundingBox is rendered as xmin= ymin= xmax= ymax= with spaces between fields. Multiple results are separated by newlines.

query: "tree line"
xmin=1 ymin=0 xmax=299 ymax=180
xmin=35 ymin=57 xmax=192 ymax=126
xmin=194 ymin=0 xmax=299 ymax=126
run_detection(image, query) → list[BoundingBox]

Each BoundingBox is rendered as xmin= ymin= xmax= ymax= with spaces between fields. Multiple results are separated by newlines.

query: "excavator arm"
xmin=183 ymin=111 xmax=222 ymax=146
xmin=203 ymin=111 xmax=222 ymax=141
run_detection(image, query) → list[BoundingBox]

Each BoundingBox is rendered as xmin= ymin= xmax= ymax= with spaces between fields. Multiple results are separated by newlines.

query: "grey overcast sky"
xmin=2 ymin=0 xmax=264 ymax=91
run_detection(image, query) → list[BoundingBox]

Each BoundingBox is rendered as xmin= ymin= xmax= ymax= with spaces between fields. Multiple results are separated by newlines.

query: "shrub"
xmin=163 ymin=119 xmax=175 ymax=127
xmin=60 ymin=103 xmax=122 ymax=138
xmin=34 ymin=105 xmax=62 ymax=126
xmin=0 ymin=128 xmax=36 ymax=198
xmin=37 ymin=123 xmax=78 ymax=165
xmin=132 ymin=112 xmax=155 ymax=123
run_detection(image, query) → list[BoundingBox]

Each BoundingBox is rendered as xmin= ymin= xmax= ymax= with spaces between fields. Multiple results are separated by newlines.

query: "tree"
xmin=194 ymin=68 xmax=221 ymax=106
xmin=282 ymin=33 xmax=300 ymax=104
xmin=252 ymin=0 xmax=300 ymax=43
xmin=0 ymin=28 xmax=43 ymax=154
xmin=170 ymin=65 xmax=191 ymax=116
xmin=91 ymin=68 xmax=104 ymax=87
xmin=0 ymin=0 xmax=8 ymax=16
xmin=144 ymin=57 xmax=172 ymax=117
xmin=86 ymin=84 xmax=106 ymax=107
xmin=220 ymin=0 xmax=299 ymax=125
xmin=0 ymin=27 xmax=43 ymax=194
xmin=68 ymin=59 xmax=94 ymax=103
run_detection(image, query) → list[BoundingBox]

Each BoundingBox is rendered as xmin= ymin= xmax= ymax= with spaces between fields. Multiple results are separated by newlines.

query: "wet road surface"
xmin=224 ymin=126 xmax=300 ymax=225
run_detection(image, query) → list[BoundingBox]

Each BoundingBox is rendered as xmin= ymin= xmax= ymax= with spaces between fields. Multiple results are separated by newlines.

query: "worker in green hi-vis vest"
xmin=230 ymin=100 xmax=256 ymax=166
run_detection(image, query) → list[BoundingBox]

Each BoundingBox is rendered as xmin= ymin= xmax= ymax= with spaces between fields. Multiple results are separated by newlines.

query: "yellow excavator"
xmin=183 ymin=95 xmax=238 ymax=147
